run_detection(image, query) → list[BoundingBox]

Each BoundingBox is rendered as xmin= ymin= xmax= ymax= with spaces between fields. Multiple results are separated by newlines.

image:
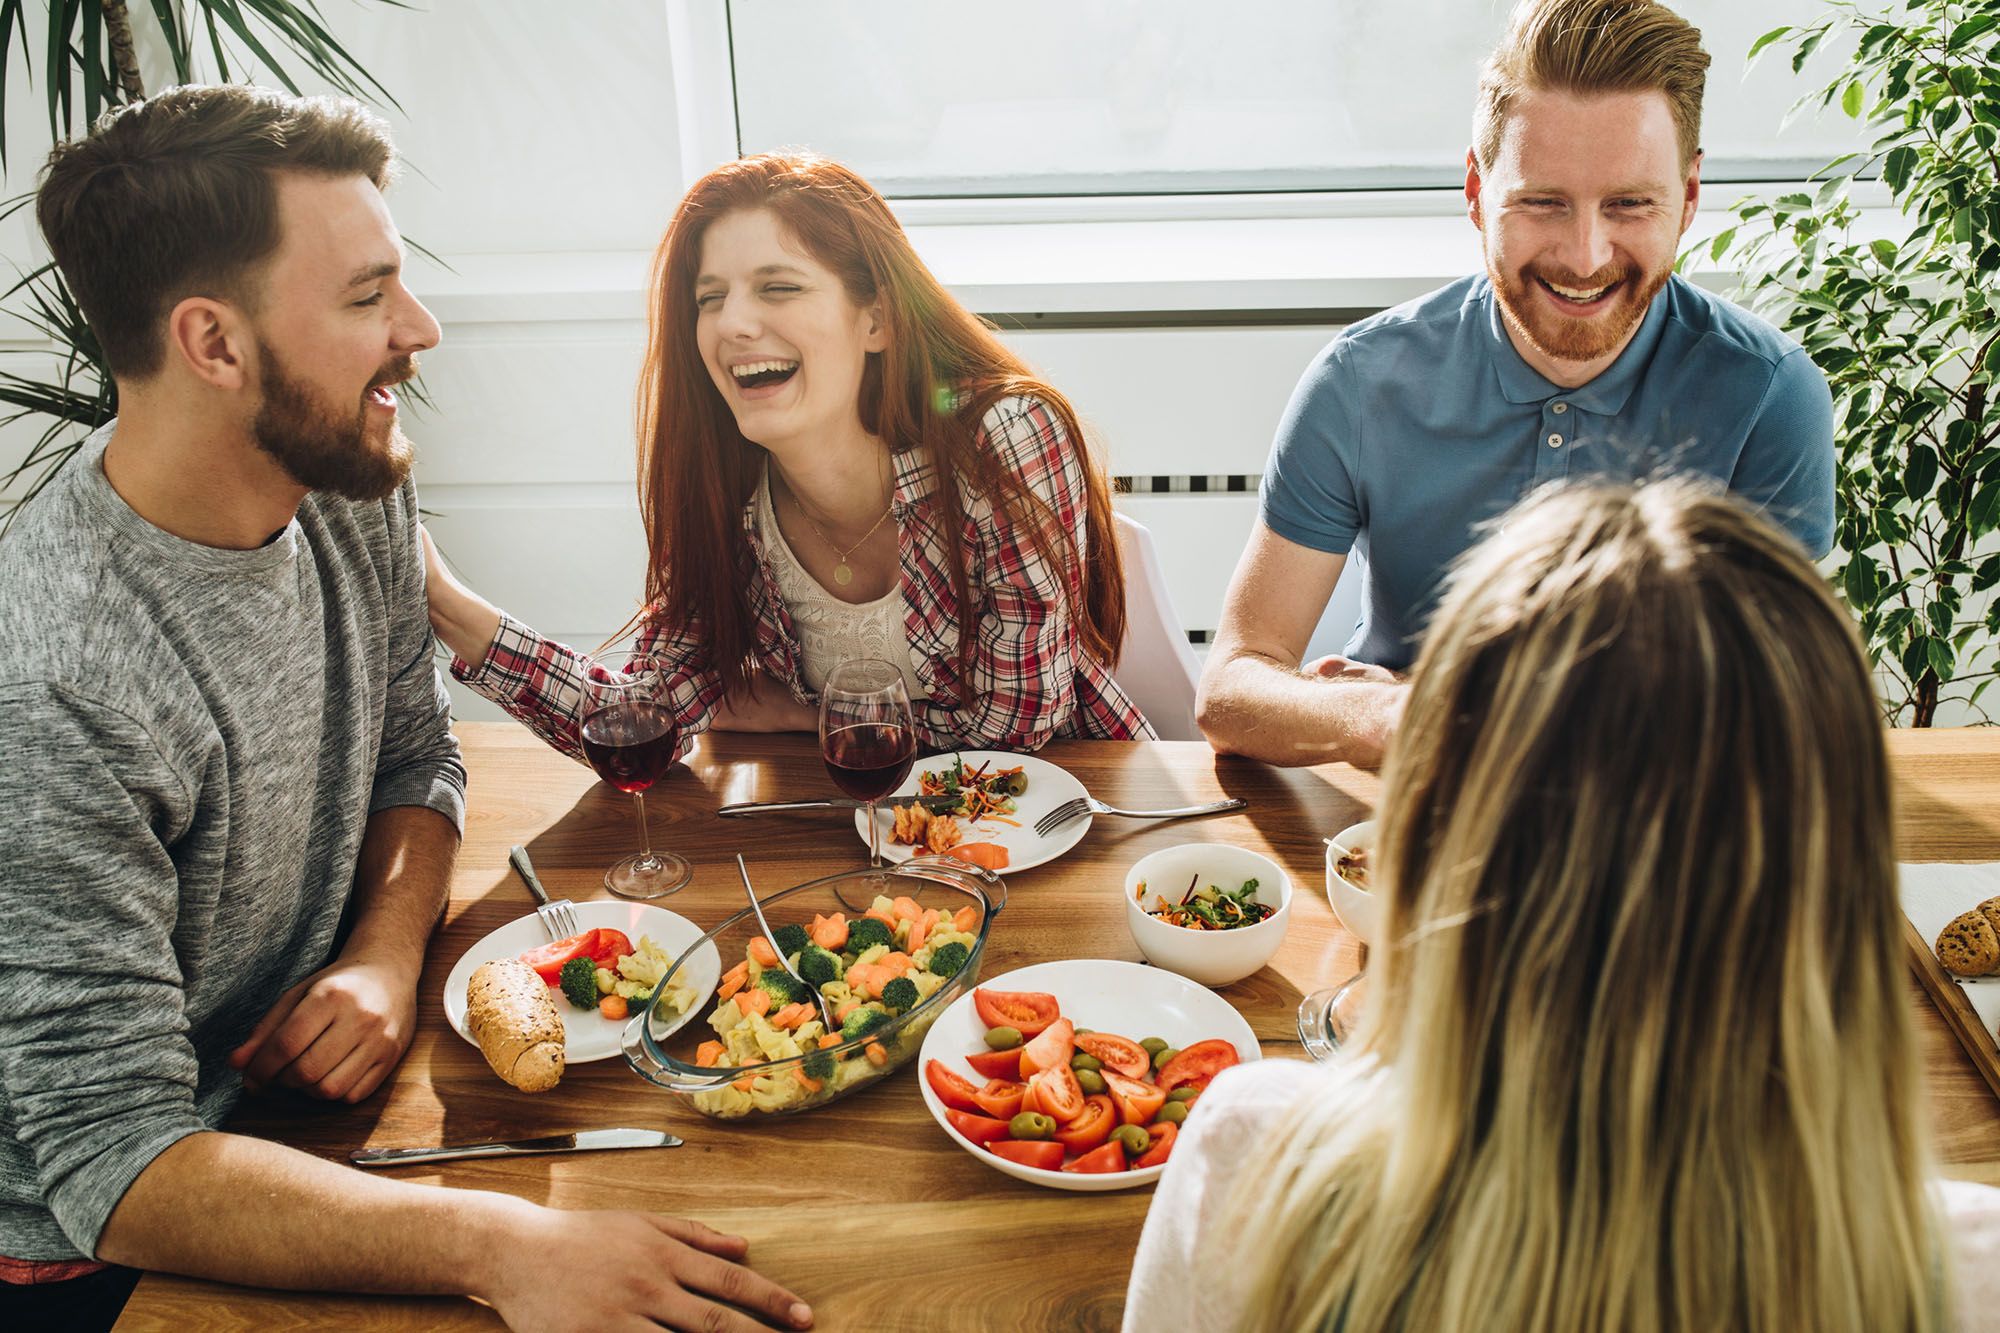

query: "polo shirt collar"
xmin=1483 ymin=274 xmax=1671 ymax=414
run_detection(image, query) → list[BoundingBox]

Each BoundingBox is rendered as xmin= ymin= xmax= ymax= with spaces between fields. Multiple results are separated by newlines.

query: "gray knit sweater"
xmin=0 ymin=424 xmax=465 ymax=1261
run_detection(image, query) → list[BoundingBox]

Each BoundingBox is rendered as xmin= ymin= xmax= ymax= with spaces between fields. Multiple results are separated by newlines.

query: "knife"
xmin=349 ymin=1128 xmax=679 ymax=1168
xmin=717 ymin=794 xmax=960 ymax=818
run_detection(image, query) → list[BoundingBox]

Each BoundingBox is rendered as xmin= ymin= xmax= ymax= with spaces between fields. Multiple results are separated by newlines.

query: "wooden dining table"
xmin=116 ymin=724 xmax=2000 ymax=1331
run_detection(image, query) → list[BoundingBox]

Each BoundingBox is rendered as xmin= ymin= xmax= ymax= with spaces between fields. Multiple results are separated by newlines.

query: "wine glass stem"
xmin=632 ymin=790 xmax=659 ymax=869
xmin=866 ymin=799 xmax=882 ymax=869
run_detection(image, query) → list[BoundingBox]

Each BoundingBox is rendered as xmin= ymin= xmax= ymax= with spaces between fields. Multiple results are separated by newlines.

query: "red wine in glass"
xmin=822 ymin=721 xmax=916 ymax=801
xmin=580 ymin=652 xmax=690 ymax=899
xmin=581 ymin=700 xmax=679 ymax=794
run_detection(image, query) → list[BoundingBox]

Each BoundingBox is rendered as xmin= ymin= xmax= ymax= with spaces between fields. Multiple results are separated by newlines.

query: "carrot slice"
xmin=879 ymin=951 xmax=915 ymax=976
xmin=735 ymin=989 xmax=772 ymax=1017
xmin=817 ymin=1033 xmax=843 ymax=1050
xmin=946 ymin=842 xmax=1010 ymax=871
xmin=731 ymin=1076 xmax=758 ymax=1093
xmin=795 ymin=1068 xmax=824 ymax=1092
xmin=811 ymin=912 xmax=849 ymax=951
xmin=890 ymin=896 xmax=923 ymax=922
xmin=696 ymin=1040 xmax=728 ymax=1067
xmin=749 ymin=937 xmax=779 ymax=968
xmin=835 ymin=999 xmax=860 ymax=1023
xmin=908 ymin=910 xmax=936 ymax=954
xmin=953 ymin=905 xmax=980 ymax=933
xmin=864 ymin=1040 xmax=890 ymax=1066
xmin=718 ymin=959 xmax=750 ymax=1000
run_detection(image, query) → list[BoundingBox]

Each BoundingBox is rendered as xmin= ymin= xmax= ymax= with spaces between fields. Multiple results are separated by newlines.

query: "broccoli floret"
xmin=773 ymin=923 xmax=810 ymax=958
xmin=802 ymin=1049 xmax=835 ymax=1081
xmin=926 ymin=941 xmax=970 ymax=978
xmin=796 ymin=944 xmax=842 ymax=987
xmin=559 ymin=956 xmax=600 ymax=1010
xmin=756 ymin=968 xmax=810 ymax=1006
xmin=840 ymin=1006 xmax=892 ymax=1042
xmin=880 ymin=975 xmax=919 ymax=1013
xmin=844 ymin=916 xmax=894 ymax=954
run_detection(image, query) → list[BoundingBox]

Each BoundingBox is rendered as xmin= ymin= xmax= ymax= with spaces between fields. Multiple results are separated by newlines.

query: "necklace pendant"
xmin=834 ymin=562 xmax=853 ymax=587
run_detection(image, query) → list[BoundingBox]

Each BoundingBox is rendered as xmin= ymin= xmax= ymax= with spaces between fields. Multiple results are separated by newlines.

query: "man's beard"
xmin=252 ymin=343 xmax=416 ymax=502
xmin=1489 ymin=254 xmax=1670 ymax=367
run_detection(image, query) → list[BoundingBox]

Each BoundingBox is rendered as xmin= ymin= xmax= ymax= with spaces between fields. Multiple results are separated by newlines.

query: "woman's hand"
xmin=418 ymin=524 xmax=503 ymax=669
xmin=710 ymin=671 xmax=819 ymax=733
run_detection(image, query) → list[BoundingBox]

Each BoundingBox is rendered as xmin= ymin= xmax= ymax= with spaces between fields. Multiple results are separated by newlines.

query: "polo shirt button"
xmin=1552 ymin=402 xmax=1568 ymax=414
xmin=1548 ymin=433 xmax=1563 ymax=448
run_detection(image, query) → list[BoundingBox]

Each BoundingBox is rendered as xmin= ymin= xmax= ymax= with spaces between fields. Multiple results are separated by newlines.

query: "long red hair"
xmin=635 ymin=153 xmax=1126 ymax=695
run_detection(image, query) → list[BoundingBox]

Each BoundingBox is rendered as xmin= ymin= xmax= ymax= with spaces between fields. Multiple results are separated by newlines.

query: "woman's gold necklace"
xmin=787 ymin=483 xmax=893 ymax=587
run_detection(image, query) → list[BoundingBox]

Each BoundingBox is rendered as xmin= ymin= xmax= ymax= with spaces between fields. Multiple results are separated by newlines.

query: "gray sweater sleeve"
xmin=0 ymin=684 xmax=209 ymax=1257
xmin=371 ymin=482 xmax=466 ymax=825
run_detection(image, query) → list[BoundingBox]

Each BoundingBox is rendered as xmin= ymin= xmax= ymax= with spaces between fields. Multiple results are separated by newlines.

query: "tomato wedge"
xmin=925 ymin=1059 xmax=984 ymax=1114
xmin=971 ymin=1079 xmax=1026 ymax=1120
xmin=1052 ymin=1094 xmax=1116 ymax=1152
xmin=1104 ymin=1070 xmax=1168 ymax=1126
xmin=1061 ymin=1142 xmax=1129 ymax=1174
xmin=517 ymin=932 xmax=594 ymax=985
xmin=972 ymin=988 xmax=1059 ymax=1039
xmin=1074 ymin=1032 xmax=1150 ymax=1079
xmin=965 ymin=1048 xmax=1024 ymax=1080
xmin=945 ymin=1109 xmax=1011 ymax=1146
xmin=1018 ymin=1017 xmax=1076 ymax=1078
xmin=1133 ymin=1120 xmax=1179 ymax=1169
xmin=1028 ymin=1064 xmax=1086 ymax=1123
xmin=1155 ymin=1039 xmax=1241 ymax=1094
xmin=985 ymin=1139 xmax=1064 ymax=1171
xmin=584 ymin=928 xmax=635 ymax=970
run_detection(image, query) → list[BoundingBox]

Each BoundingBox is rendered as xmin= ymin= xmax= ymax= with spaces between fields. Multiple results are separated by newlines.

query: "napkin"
xmin=1899 ymin=862 xmax=2000 ymax=1039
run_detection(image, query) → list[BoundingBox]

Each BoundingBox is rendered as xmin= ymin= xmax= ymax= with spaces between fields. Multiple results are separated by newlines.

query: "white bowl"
xmin=1121 ymin=843 xmax=1291 ymax=987
xmin=1326 ymin=820 xmax=1378 ymax=946
xmin=916 ymin=959 xmax=1261 ymax=1191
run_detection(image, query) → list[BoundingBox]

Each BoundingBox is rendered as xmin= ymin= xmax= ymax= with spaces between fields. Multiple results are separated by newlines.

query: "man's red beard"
xmin=253 ymin=344 xmax=417 ymax=501
xmin=1490 ymin=257 xmax=1670 ymax=366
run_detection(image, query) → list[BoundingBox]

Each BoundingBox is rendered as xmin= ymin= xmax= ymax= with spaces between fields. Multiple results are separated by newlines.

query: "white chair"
xmin=1110 ymin=512 xmax=1204 ymax=740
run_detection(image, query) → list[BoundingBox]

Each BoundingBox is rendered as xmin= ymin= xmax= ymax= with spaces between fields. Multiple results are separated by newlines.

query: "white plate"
xmin=443 ymin=901 xmax=711 ymax=1063
xmin=854 ymin=750 xmax=1090 ymax=874
xmin=916 ymin=959 xmax=1261 ymax=1192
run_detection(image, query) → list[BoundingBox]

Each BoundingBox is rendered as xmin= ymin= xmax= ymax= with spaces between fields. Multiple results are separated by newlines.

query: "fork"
xmin=510 ymin=844 xmax=582 ymax=942
xmin=1032 ymin=795 xmax=1248 ymax=838
xmin=736 ymin=855 xmax=840 ymax=1033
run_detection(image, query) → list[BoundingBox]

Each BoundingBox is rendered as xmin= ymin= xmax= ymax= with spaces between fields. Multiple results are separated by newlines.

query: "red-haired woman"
xmin=422 ymin=154 xmax=1150 ymax=759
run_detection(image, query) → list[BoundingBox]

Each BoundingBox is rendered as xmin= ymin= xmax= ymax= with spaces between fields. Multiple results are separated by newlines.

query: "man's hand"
xmin=482 ymin=1207 xmax=813 ymax=1333
xmin=228 ymin=952 xmax=417 ymax=1103
xmin=1302 ymin=654 xmax=1401 ymax=685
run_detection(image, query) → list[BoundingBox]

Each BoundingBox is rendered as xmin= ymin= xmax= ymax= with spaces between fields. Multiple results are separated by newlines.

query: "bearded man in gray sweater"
xmin=0 ymin=86 xmax=812 ymax=1333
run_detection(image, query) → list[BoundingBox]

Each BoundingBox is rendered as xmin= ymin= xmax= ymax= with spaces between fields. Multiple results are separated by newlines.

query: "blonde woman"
xmin=1125 ymin=481 xmax=2000 ymax=1332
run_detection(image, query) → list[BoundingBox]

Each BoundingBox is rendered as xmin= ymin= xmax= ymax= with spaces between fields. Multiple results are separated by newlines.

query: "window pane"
xmin=729 ymin=0 xmax=1862 ymax=197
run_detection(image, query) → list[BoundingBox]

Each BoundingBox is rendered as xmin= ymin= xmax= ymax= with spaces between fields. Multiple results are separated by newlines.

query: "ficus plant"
xmin=1709 ymin=0 xmax=2000 ymax=726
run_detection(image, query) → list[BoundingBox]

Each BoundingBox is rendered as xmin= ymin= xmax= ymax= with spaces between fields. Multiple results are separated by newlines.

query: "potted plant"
xmin=1711 ymin=0 xmax=1999 ymax=725
xmin=1 ymin=0 xmax=404 ymax=533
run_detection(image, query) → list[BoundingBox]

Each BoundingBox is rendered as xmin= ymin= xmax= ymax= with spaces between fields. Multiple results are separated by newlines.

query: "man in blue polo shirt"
xmin=1197 ymin=0 xmax=1834 ymax=766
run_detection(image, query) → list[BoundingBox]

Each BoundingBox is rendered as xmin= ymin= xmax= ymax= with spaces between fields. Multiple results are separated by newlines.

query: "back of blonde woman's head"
xmin=1231 ymin=480 xmax=1937 ymax=1333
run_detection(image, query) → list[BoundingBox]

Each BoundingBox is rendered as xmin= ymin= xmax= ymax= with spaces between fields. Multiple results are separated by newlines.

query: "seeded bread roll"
xmin=1979 ymin=896 xmax=2000 ymax=944
xmin=1936 ymin=908 xmax=2000 ymax=979
xmin=466 ymin=959 xmax=566 ymax=1092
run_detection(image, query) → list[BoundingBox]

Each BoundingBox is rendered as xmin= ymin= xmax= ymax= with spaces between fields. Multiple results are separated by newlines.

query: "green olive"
xmin=1072 ymin=1027 xmax=1093 ymax=1036
xmin=1166 ymin=1086 xmax=1200 ymax=1103
xmin=1009 ymin=1111 xmax=1056 ymax=1140
xmin=983 ymin=1026 xmax=1023 ymax=1050
xmin=1070 ymin=1052 xmax=1102 ymax=1073
xmin=1152 ymin=1046 xmax=1181 ymax=1071
xmin=1074 ymin=1067 xmax=1107 ymax=1095
xmin=1000 ymin=772 xmax=1029 ymax=797
xmin=1139 ymin=1036 xmax=1169 ymax=1056
xmin=1155 ymin=1099 xmax=1190 ymax=1125
xmin=1113 ymin=1124 xmax=1151 ymax=1157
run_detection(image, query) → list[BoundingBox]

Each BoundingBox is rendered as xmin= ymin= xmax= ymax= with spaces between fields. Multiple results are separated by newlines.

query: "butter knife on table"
xmin=717 ymin=794 xmax=959 ymax=818
xmin=350 ymin=1128 xmax=679 ymax=1168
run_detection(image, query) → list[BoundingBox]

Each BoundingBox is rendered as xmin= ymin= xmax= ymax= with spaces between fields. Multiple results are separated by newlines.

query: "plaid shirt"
xmin=454 ymin=396 xmax=1153 ymax=761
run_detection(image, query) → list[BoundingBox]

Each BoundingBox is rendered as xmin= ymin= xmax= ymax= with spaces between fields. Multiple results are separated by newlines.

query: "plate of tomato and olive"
xmin=914 ymin=958 xmax=1260 ymax=1191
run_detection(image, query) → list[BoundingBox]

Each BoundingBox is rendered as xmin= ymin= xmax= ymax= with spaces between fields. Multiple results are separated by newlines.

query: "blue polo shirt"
xmin=1261 ymin=273 xmax=1835 ymax=669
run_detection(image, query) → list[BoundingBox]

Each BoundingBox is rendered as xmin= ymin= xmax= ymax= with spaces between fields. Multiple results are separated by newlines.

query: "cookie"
xmin=1979 ymin=896 xmax=2000 ymax=953
xmin=1937 ymin=908 xmax=2000 ymax=978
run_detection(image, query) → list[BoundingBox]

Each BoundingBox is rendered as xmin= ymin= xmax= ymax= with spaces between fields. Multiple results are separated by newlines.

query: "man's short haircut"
xmin=35 ymin=84 xmax=397 ymax=380
xmin=1474 ymin=0 xmax=1710 ymax=173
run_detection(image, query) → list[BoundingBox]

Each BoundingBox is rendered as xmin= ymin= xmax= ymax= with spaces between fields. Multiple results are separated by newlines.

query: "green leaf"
xmin=1872 ymin=238 xmax=1900 ymax=265
xmin=1949 ymin=15 xmax=1998 ymax=51
xmin=1929 ymin=636 xmax=1957 ymax=678
xmin=1710 ymin=227 xmax=1738 ymax=262
xmin=1884 ymin=144 xmax=1918 ymax=194
xmin=1907 ymin=444 xmax=1940 ymax=499
xmin=1747 ymin=24 xmax=1794 ymax=61
xmin=1975 ymin=556 xmax=2000 ymax=592
xmin=1843 ymin=80 xmax=1865 ymax=118
xmin=1973 ymin=482 xmax=2000 ymax=537
xmin=1845 ymin=553 xmax=1880 ymax=606
xmin=1984 ymin=339 xmax=2000 ymax=377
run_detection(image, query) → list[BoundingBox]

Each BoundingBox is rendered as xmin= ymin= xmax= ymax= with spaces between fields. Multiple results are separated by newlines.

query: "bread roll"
xmin=466 ymin=959 xmax=565 ymax=1091
xmin=1936 ymin=908 xmax=2000 ymax=979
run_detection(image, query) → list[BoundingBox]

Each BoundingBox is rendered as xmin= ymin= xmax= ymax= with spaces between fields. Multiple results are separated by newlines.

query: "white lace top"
xmin=754 ymin=468 xmax=928 ymax=699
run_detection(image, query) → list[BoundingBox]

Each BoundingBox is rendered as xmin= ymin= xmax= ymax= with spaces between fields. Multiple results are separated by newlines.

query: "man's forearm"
xmin=95 ymin=1131 xmax=522 ymax=1295
xmin=1196 ymin=651 xmax=1404 ymax=768
xmin=343 ymin=804 xmax=459 ymax=968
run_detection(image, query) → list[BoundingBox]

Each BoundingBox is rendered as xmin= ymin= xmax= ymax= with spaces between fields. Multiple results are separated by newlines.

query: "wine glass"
xmin=579 ymin=650 xmax=692 ymax=899
xmin=819 ymin=658 xmax=917 ymax=881
xmin=1296 ymin=970 xmax=1368 ymax=1062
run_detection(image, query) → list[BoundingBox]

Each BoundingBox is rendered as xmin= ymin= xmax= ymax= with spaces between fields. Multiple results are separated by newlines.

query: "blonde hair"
xmin=1227 ymin=481 xmax=1940 ymax=1333
xmin=1474 ymin=0 xmax=1709 ymax=170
